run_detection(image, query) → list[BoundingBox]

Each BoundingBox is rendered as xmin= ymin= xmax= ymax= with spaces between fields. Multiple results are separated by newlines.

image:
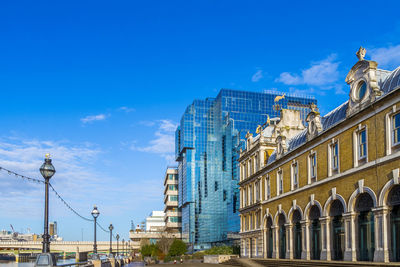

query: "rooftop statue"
xmin=356 ymin=46 xmax=366 ymax=61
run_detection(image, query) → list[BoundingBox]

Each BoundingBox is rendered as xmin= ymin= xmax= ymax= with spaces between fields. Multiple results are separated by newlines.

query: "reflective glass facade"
xmin=175 ymin=89 xmax=316 ymax=248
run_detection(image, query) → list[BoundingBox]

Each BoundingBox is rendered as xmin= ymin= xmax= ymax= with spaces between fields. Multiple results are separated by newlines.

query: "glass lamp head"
xmin=91 ymin=205 xmax=100 ymax=218
xmin=40 ymin=154 xmax=56 ymax=179
xmin=109 ymin=224 xmax=114 ymax=231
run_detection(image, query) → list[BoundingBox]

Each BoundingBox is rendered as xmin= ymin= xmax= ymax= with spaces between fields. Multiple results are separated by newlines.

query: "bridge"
xmin=0 ymin=241 xmax=140 ymax=253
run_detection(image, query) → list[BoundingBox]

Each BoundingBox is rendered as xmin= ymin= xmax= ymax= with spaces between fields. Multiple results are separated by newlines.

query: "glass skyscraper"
xmin=175 ymin=89 xmax=316 ymax=249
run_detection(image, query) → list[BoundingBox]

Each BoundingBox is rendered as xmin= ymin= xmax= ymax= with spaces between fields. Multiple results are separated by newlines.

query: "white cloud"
xmin=370 ymin=44 xmax=400 ymax=69
xmin=133 ymin=120 xmax=177 ymax=164
xmin=276 ymin=54 xmax=340 ymax=86
xmin=251 ymin=70 xmax=263 ymax=82
xmin=80 ymin=114 xmax=108 ymax=124
xmin=118 ymin=106 xmax=135 ymax=113
xmin=0 ymin=136 xmax=164 ymax=238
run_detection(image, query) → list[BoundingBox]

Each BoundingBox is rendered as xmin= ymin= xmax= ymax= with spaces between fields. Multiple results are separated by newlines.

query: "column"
xmin=320 ymin=216 xmax=331 ymax=260
xmin=343 ymin=212 xmax=357 ymax=261
xmin=271 ymin=226 xmax=279 ymax=259
xmin=301 ymin=220 xmax=310 ymax=260
xmin=263 ymin=228 xmax=267 ymax=258
xmin=372 ymin=206 xmax=390 ymax=262
xmin=285 ymin=223 xmax=293 ymax=259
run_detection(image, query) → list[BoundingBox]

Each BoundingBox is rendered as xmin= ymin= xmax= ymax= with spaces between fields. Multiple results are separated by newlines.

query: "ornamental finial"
xmin=356 ymin=46 xmax=366 ymax=61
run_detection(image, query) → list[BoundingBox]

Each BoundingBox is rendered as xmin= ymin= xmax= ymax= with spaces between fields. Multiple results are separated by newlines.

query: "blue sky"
xmin=1 ymin=0 xmax=400 ymax=241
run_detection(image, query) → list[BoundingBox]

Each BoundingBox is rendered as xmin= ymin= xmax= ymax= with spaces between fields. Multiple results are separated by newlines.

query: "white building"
xmin=145 ymin=211 xmax=165 ymax=232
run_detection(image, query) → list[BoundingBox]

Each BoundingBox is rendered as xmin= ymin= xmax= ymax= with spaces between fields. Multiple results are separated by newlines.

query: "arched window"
xmin=330 ymin=200 xmax=344 ymax=260
xmin=389 ymin=185 xmax=400 ymax=261
xmin=278 ymin=214 xmax=286 ymax=259
xmin=309 ymin=205 xmax=321 ymax=260
xmin=266 ymin=217 xmax=273 ymax=258
xmin=355 ymin=193 xmax=375 ymax=261
xmin=292 ymin=209 xmax=302 ymax=259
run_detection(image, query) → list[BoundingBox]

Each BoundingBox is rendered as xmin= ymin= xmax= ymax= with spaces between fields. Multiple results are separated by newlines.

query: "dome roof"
xmin=381 ymin=67 xmax=400 ymax=94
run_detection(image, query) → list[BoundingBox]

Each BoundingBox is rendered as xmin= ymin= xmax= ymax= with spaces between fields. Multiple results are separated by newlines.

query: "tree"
xmin=157 ymin=235 xmax=174 ymax=255
xmin=168 ymin=239 xmax=187 ymax=256
xmin=140 ymin=244 xmax=159 ymax=257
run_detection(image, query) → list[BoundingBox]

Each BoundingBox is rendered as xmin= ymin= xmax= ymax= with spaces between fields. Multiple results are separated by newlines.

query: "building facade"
xmin=239 ymin=48 xmax=400 ymax=263
xmin=176 ymin=88 xmax=316 ymax=248
xmin=164 ymin=167 xmax=181 ymax=237
xmin=145 ymin=211 xmax=165 ymax=232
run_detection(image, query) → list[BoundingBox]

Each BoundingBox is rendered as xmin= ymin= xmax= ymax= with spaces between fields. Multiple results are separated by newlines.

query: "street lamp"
xmin=91 ymin=205 xmax=100 ymax=255
xmin=108 ymin=224 xmax=114 ymax=256
xmin=128 ymin=240 xmax=131 ymax=256
xmin=116 ymin=234 xmax=120 ymax=257
xmin=39 ymin=154 xmax=56 ymax=253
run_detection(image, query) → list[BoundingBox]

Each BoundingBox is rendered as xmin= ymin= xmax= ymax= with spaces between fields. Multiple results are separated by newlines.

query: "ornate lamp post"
xmin=116 ymin=234 xmax=120 ymax=257
xmin=91 ymin=205 xmax=100 ymax=255
xmin=128 ymin=240 xmax=131 ymax=256
xmin=108 ymin=224 xmax=114 ymax=255
xmin=39 ymin=154 xmax=56 ymax=253
xmin=122 ymin=239 xmax=125 ymax=257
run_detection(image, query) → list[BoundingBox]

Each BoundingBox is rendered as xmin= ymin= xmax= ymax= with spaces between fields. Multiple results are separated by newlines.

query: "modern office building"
xmin=175 ymin=88 xmax=316 ymax=249
xmin=239 ymin=48 xmax=400 ymax=263
xmin=164 ymin=167 xmax=181 ymax=236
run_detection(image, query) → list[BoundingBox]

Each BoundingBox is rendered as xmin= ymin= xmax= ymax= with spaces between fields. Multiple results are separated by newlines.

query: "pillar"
xmin=320 ymin=216 xmax=331 ymax=260
xmin=263 ymin=228 xmax=267 ymax=258
xmin=301 ymin=220 xmax=310 ymax=260
xmin=343 ymin=212 xmax=357 ymax=261
xmin=271 ymin=226 xmax=279 ymax=259
xmin=373 ymin=206 xmax=390 ymax=262
xmin=285 ymin=223 xmax=293 ymax=259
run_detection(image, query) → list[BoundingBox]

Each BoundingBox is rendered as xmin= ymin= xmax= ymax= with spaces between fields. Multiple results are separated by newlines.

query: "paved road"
xmin=148 ymin=264 xmax=233 ymax=267
xmin=126 ymin=261 xmax=237 ymax=267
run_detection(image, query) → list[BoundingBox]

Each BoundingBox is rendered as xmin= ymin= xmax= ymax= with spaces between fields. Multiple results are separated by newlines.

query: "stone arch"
xmin=348 ymin=186 xmax=377 ymax=212
xmin=288 ymin=205 xmax=304 ymax=222
xmin=304 ymin=199 xmax=323 ymax=221
xmin=273 ymin=208 xmax=288 ymax=226
xmin=323 ymin=193 xmax=347 ymax=217
xmin=378 ymin=172 xmax=400 ymax=206
xmin=262 ymin=211 xmax=274 ymax=230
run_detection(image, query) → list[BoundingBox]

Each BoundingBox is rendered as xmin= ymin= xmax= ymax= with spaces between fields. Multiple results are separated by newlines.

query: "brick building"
xmin=239 ymin=48 xmax=400 ymax=263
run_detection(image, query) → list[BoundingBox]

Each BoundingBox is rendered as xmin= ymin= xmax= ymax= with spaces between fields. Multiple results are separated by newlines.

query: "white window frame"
xmin=255 ymin=180 xmax=260 ymax=202
xmin=266 ymin=175 xmax=271 ymax=199
xmin=386 ymin=106 xmax=400 ymax=155
xmin=291 ymin=160 xmax=299 ymax=190
xmin=244 ymin=187 xmax=247 ymax=207
xmin=353 ymin=124 xmax=368 ymax=167
xmin=328 ymin=139 xmax=340 ymax=176
xmin=255 ymin=154 xmax=259 ymax=172
xmin=308 ymin=150 xmax=317 ymax=184
xmin=277 ymin=168 xmax=283 ymax=195
xmin=250 ymin=184 xmax=254 ymax=204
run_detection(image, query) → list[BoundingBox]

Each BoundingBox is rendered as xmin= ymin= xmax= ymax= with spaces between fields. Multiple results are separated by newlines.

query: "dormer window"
xmin=356 ymin=80 xmax=367 ymax=101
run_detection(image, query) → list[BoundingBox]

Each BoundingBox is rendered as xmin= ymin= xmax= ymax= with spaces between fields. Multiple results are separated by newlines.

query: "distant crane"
xmin=10 ymin=224 xmax=18 ymax=239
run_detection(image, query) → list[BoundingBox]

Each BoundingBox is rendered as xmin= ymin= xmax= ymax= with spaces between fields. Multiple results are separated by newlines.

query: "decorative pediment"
xmin=346 ymin=47 xmax=383 ymax=117
xmin=275 ymin=135 xmax=287 ymax=159
xmin=306 ymin=104 xmax=322 ymax=141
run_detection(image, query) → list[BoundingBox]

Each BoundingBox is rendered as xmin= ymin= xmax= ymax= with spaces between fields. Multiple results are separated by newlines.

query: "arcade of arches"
xmin=240 ymin=179 xmax=400 ymax=263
